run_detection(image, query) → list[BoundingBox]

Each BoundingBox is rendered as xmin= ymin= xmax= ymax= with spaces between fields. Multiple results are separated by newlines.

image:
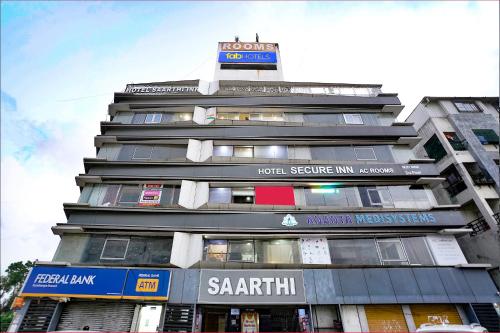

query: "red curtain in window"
xmin=255 ymin=186 xmax=295 ymax=205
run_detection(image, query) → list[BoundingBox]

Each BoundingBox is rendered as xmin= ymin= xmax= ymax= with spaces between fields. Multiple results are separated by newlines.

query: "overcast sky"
xmin=1 ymin=1 xmax=498 ymax=271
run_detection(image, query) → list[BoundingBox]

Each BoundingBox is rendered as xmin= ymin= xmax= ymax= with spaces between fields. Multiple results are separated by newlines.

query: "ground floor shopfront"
xmin=10 ymin=265 xmax=500 ymax=332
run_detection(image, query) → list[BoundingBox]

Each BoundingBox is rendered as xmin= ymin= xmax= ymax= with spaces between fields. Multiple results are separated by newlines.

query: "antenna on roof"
xmin=256 ymin=33 xmax=259 ymax=42
xmin=234 ymin=35 xmax=239 ymax=42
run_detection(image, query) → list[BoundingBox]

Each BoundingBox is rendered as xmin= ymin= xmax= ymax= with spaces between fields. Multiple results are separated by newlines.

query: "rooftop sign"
xmin=218 ymin=51 xmax=277 ymax=64
xmin=220 ymin=42 xmax=276 ymax=51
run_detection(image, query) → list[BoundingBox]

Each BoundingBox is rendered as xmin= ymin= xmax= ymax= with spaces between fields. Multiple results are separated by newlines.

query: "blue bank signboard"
xmin=218 ymin=51 xmax=277 ymax=64
xmin=21 ymin=266 xmax=171 ymax=300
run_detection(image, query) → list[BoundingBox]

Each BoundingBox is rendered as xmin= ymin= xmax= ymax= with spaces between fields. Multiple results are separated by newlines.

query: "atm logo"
xmin=135 ymin=278 xmax=159 ymax=292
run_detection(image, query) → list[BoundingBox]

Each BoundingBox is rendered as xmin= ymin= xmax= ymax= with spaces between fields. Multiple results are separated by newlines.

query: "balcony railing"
xmin=467 ymin=216 xmax=491 ymax=236
xmin=493 ymin=212 xmax=500 ymax=227
xmin=449 ymin=140 xmax=468 ymax=151
xmin=470 ymin=174 xmax=496 ymax=186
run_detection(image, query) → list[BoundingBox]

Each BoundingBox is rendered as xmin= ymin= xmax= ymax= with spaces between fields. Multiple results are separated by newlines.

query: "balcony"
xmin=493 ymin=212 xmax=500 ymax=227
xmin=467 ymin=215 xmax=490 ymax=236
xmin=464 ymin=162 xmax=496 ymax=186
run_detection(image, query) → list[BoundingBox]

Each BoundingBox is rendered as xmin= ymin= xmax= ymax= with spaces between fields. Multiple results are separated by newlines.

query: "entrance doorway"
xmin=134 ymin=305 xmax=163 ymax=332
xmin=200 ymin=306 xmax=308 ymax=332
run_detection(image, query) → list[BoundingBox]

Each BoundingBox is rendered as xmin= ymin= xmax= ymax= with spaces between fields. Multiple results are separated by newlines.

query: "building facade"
xmin=10 ymin=42 xmax=500 ymax=332
xmin=406 ymin=96 xmax=500 ymax=287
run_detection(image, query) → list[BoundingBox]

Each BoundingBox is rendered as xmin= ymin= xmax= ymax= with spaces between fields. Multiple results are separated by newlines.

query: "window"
xmin=454 ymin=101 xmax=479 ymax=112
xmin=442 ymin=165 xmax=467 ymax=197
xmin=228 ymin=240 xmax=255 ymax=262
xmin=204 ymin=240 xmax=228 ymax=262
xmin=254 ymin=146 xmax=288 ymax=159
xmin=117 ymin=186 xmax=142 ymax=206
xmin=423 ymin=135 xmax=447 ymax=162
xmin=209 ymin=187 xmax=231 ymax=204
xmin=100 ymin=238 xmax=129 ymax=260
xmin=367 ymin=187 xmax=393 ymax=206
xmin=132 ymin=146 xmax=154 ymax=160
xmin=101 ymin=184 xmax=120 ymax=206
xmin=217 ymin=113 xmax=239 ymax=120
xmin=328 ymin=239 xmax=380 ymax=264
xmin=232 ymin=188 xmax=255 ymax=204
xmin=343 ymin=114 xmax=364 ymax=125
xmin=472 ymin=129 xmax=499 ymax=145
xmin=213 ymin=146 xmax=234 ymax=157
xmin=145 ymin=113 xmax=162 ymax=124
xmin=305 ymin=187 xmax=349 ymax=207
xmin=354 ymin=147 xmax=377 ymax=160
xmin=401 ymin=237 xmax=434 ymax=265
xmin=255 ymin=239 xmax=300 ymax=263
xmin=444 ymin=132 xmax=467 ymax=151
xmin=234 ymin=146 xmax=253 ymax=158
xmin=376 ymin=239 xmax=408 ymax=265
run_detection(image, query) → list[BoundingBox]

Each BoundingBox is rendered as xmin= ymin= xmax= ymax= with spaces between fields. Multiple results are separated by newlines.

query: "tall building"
xmin=11 ymin=41 xmax=500 ymax=333
xmin=406 ymin=96 xmax=500 ymax=286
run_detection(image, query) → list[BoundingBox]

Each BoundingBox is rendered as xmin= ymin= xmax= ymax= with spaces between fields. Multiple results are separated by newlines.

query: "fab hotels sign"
xmin=218 ymin=42 xmax=278 ymax=64
xmin=198 ymin=269 xmax=306 ymax=304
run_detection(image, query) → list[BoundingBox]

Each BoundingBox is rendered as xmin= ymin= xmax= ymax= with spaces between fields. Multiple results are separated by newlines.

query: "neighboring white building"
xmin=406 ymin=96 xmax=500 ymax=285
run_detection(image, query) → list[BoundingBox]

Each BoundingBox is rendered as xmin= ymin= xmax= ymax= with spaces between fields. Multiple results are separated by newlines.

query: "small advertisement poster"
xmin=241 ymin=312 xmax=259 ymax=333
xmin=139 ymin=184 xmax=163 ymax=207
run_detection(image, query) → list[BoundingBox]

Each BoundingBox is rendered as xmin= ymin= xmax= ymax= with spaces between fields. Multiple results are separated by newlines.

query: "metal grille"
xmin=471 ymin=303 xmax=500 ymax=332
xmin=493 ymin=212 xmax=500 ymax=227
xmin=162 ymin=304 xmax=194 ymax=332
xmin=18 ymin=299 xmax=58 ymax=332
xmin=467 ymin=216 xmax=491 ymax=236
xmin=56 ymin=301 xmax=135 ymax=332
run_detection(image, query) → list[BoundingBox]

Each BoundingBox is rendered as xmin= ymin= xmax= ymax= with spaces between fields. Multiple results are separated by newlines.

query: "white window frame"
xmin=343 ymin=113 xmax=364 ymax=125
xmin=375 ymin=238 xmax=409 ymax=265
xmin=100 ymin=238 xmax=130 ymax=260
xmin=145 ymin=113 xmax=162 ymax=124
xmin=354 ymin=147 xmax=377 ymax=160
xmin=132 ymin=146 xmax=154 ymax=160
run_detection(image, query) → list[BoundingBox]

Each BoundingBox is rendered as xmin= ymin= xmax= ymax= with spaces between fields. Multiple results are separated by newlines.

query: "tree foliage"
xmin=1 ymin=261 xmax=34 ymax=312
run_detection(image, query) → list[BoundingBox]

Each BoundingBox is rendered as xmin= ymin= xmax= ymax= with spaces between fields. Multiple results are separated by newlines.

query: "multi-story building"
xmin=11 ymin=41 xmax=500 ymax=333
xmin=406 ymin=96 xmax=500 ymax=287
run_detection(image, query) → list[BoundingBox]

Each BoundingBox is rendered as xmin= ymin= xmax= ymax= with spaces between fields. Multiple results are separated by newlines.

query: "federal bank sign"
xmin=198 ymin=270 xmax=306 ymax=304
xmin=21 ymin=266 xmax=171 ymax=300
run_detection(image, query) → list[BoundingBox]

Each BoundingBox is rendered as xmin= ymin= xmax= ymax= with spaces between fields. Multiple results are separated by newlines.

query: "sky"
xmin=0 ymin=1 xmax=498 ymax=272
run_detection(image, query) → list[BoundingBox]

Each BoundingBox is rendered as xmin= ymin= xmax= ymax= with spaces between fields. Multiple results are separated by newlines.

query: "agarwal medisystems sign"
xmin=198 ymin=270 xmax=306 ymax=304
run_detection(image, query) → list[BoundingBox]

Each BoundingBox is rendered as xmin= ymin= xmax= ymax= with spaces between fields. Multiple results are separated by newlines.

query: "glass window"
xmin=249 ymin=113 xmax=263 ymax=121
xmin=159 ymin=186 xmax=180 ymax=206
xmin=228 ymin=240 xmax=254 ymax=262
xmin=239 ymin=113 xmax=250 ymax=120
xmin=101 ymin=184 xmax=120 ymax=206
xmin=100 ymin=238 xmax=129 ymax=260
xmin=423 ymin=135 xmax=447 ymax=162
xmin=343 ymin=114 xmax=364 ymax=125
xmin=232 ymin=188 xmax=254 ymax=204
xmin=217 ymin=113 xmax=239 ymax=120
xmin=204 ymin=240 xmax=228 ymax=262
xmin=172 ymin=113 xmax=192 ymax=122
xmin=354 ymin=147 xmax=377 ymax=160
xmin=262 ymin=112 xmax=284 ymax=121
xmin=329 ymin=239 xmax=380 ymax=264
xmin=472 ymin=129 xmax=499 ymax=145
xmin=234 ymin=146 xmax=253 ymax=158
xmin=132 ymin=146 xmax=154 ymax=160
xmin=209 ymin=187 xmax=231 ymax=204
xmin=377 ymin=239 xmax=408 ymax=265
xmin=401 ymin=237 xmax=434 ymax=265
xmin=213 ymin=145 xmax=234 ymax=157
xmin=145 ymin=113 xmax=162 ymax=124
xmin=117 ymin=186 xmax=142 ymax=206
xmin=454 ymin=101 xmax=480 ymax=112
xmin=255 ymin=239 xmax=300 ymax=264
xmin=254 ymin=146 xmax=288 ymax=159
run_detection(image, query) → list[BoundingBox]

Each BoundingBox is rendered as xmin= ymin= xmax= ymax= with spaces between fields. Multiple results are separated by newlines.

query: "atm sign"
xmin=136 ymin=278 xmax=159 ymax=292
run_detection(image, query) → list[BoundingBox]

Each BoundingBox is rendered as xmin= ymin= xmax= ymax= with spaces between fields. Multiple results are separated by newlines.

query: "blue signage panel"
xmin=218 ymin=51 xmax=277 ymax=64
xmin=21 ymin=266 xmax=127 ymax=298
xmin=123 ymin=269 xmax=171 ymax=300
xmin=21 ymin=266 xmax=171 ymax=300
